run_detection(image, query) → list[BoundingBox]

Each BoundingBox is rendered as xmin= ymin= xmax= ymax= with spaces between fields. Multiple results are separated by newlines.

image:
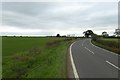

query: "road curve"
xmin=71 ymin=39 xmax=119 ymax=78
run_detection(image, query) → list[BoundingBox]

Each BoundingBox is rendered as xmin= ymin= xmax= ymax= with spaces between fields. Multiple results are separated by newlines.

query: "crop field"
xmin=3 ymin=37 xmax=65 ymax=56
xmin=2 ymin=36 xmax=73 ymax=78
xmin=92 ymin=38 xmax=120 ymax=54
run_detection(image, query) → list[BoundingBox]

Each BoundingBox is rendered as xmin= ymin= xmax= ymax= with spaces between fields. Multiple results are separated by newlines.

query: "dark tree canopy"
xmin=102 ymin=31 xmax=109 ymax=38
xmin=83 ymin=30 xmax=94 ymax=38
xmin=102 ymin=31 xmax=107 ymax=35
xmin=56 ymin=34 xmax=60 ymax=37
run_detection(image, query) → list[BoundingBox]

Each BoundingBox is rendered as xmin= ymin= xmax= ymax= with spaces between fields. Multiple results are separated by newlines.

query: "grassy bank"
xmin=92 ymin=38 xmax=120 ymax=54
xmin=2 ymin=36 xmax=74 ymax=78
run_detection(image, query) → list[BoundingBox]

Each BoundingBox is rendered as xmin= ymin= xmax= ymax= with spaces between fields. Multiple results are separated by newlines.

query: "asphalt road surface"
xmin=71 ymin=39 xmax=120 ymax=78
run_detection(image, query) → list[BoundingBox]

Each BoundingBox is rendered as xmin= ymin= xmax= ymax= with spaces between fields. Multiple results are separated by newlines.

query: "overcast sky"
xmin=0 ymin=1 xmax=119 ymax=36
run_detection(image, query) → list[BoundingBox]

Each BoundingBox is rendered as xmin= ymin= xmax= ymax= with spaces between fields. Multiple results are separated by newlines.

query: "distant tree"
xmin=102 ymin=31 xmax=109 ymax=38
xmin=56 ymin=34 xmax=60 ymax=37
xmin=83 ymin=30 xmax=94 ymax=38
xmin=114 ymin=29 xmax=120 ymax=37
xmin=61 ymin=35 xmax=66 ymax=37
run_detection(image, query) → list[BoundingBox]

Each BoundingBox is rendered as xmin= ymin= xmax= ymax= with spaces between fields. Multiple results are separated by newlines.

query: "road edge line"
xmin=70 ymin=41 xmax=80 ymax=80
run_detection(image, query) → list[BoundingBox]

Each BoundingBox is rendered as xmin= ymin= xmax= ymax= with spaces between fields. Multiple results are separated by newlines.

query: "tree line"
xmin=83 ymin=29 xmax=120 ymax=38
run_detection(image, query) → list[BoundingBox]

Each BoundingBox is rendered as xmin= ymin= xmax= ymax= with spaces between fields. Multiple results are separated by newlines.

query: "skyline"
xmin=0 ymin=2 xmax=118 ymax=36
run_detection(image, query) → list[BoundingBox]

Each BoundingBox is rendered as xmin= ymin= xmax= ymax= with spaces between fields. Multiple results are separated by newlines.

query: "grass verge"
xmin=91 ymin=38 xmax=120 ymax=54
xmin=2 ymin=37 xmax=74 ymax=78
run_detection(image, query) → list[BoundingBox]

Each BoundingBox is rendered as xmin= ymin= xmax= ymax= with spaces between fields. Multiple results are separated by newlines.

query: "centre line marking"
xmin=85 ymin=47 xmax=94 ymax=54
xmin=106 ymin=61 xmax=120 ymax=70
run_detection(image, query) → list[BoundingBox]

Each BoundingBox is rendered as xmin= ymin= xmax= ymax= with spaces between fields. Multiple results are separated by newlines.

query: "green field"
xmin=101 ymin=38 xmax=119 ymax=42
xmin=92 ymin=38 xmax=120 ymax=54
xmin=3 ymin=37 xmax=65 ymax=56
xmin=2 ymin=36 xmax=74 ymax=78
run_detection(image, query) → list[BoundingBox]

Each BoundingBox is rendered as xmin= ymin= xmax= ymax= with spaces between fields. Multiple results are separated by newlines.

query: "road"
xmin=71 ymin=39 xmax=119 ymax=78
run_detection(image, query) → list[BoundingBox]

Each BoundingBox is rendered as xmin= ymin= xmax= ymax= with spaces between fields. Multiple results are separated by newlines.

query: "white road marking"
xmin=84 ymin=47 xmax=94 ymax=54
xmin=70 ymin=42 xmax=80 ymax=80
xmin=89 ymin=39 xmax=119 ymax=56
xmin=106 ymin=61 xmax=120 ymax=70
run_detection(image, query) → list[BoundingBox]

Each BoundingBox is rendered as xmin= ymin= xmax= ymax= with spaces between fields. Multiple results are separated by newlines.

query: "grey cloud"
xmin=1 ymin=2 xmax=118 ymax=36
xmin=2 ymin=2 xmax=55 ymax=16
